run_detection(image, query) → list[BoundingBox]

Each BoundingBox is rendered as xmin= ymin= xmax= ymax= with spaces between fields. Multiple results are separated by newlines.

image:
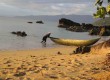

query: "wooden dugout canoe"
xmin=49 ymin=37 xmax=100 ymax=46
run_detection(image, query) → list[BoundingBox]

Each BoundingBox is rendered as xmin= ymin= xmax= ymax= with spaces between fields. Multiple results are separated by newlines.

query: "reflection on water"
xmin=0 ymin=17 xmax=109 ymax=50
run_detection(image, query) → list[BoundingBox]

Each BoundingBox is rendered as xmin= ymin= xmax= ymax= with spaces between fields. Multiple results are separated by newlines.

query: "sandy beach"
xmin=0 ymin=46 xmax=110 ymax=80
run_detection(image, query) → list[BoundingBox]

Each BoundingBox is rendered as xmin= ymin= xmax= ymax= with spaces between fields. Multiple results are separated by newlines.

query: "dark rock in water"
xmin=36 ymin=21 xmax=44 ymax=24
xmin=11 ymin=31 xmax=17 ymax=34
xmin=58 ymin=18 xmax=80 ymax=28
xmin=58 ymin=18 xmax=94 ymax=32
xmin=21 ymin=31 xmax=27 ymax=37
xmin=66 ymin=26 xmax=86 ymax=32
xmin=82 ymin=23 xmax=94 ymax=31
xmin=11 ymin=31 xmax=27 ymax=37
xmin=27 ymin=22 xmax=33 ymax=23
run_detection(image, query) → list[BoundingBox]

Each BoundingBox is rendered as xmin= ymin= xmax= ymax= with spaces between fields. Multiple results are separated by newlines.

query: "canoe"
xmin=49 ymin=37 xmax=100 ymax=46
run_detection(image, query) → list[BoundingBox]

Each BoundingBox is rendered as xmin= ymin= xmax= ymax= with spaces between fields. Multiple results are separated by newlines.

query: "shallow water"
xmin=0 ymin=17 xmax=108 ymax=50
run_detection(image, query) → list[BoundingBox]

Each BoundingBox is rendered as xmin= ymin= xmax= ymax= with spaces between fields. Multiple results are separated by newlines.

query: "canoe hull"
xmin=50 ymin=37 xmax=100 ymax=46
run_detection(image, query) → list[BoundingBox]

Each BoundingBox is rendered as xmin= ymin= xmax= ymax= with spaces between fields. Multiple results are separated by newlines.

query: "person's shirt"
xmin=43 ymin=33 xmax=51 ymax=39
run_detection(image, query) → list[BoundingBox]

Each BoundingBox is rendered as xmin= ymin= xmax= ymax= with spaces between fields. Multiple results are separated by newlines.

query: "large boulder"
xmin=58 ymin=18 xmax=80 ymax=28
xmin=73 ymin=46 xmax=91 ymax=54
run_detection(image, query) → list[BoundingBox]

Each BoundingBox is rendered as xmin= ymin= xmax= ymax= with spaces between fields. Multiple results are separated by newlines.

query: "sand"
xmin=0 ymin=46 xmax=110 ymax=80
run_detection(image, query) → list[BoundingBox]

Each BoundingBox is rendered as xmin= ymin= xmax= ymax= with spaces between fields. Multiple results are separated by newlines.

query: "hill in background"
xmin=14 ymin=15 xmax=96 ymax=24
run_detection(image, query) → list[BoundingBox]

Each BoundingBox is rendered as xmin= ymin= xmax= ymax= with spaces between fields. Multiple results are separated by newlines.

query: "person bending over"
xmin=41 ymin=32 xmax=51 ymax=43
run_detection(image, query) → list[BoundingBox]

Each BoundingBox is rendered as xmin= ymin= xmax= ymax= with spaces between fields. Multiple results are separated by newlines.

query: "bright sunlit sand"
xmin=0 ymin=46 xmax=110 ymax=80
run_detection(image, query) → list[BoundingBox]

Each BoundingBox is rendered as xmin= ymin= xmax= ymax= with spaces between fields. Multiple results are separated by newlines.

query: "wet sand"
xmin=0 ymin=46 xmax=110 ymax=80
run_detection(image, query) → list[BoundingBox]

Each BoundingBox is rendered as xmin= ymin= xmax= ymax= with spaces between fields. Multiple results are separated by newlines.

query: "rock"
xmin=99 ymin=27 xmax=110 ymax=36
xmin=27 ymin=22 xmax=33 ymax=24
xmin=49 ymin=74 xmax=58 ymax=79
xmin=36 ymin=21 xmax=44 ymax=24
xmin=73 ymin=46 xmax=91 ymax=54
xmin=82 ymin=23 xmax=94 ymax=31
xmin=89 ymin=28 xmax=100 ymax=35
xmin=11 ymin=31 xmax=27 ymax=37
xmin=57 ymin=51 xmax=62 ymax=55
xmin=58 ymin=18 xmax=80 ymax=28
xmin=89 ymin=27 xmax=110 ymax=36
xmin=4 ymin=60 xmax=12 ymax=64
xmin=81 ymin=46 xmax=91 ymax=54
xmin=58 ymin=18 xmax=95 ymax=32
xmin=13 ymin=72 xmax=26 ymax=77
xmin=42 ymin=64 xmax=49 ymax=69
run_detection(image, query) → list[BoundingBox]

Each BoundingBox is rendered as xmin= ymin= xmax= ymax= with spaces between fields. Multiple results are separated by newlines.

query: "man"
xmin=41 ymin=32 xmax=51 ymax=43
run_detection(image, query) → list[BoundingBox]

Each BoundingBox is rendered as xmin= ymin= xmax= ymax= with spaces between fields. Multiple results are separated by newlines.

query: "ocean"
xmin=0 ymin=16 xmax=107 ymax=50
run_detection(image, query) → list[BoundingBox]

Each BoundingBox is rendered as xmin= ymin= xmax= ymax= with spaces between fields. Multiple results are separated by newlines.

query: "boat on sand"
xmin=50 ymin=37 xmax=100 ymax=46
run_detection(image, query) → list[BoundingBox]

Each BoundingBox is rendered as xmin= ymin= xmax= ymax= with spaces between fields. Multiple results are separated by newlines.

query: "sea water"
xmin=0 ymin=16 xmax=106 ymax=50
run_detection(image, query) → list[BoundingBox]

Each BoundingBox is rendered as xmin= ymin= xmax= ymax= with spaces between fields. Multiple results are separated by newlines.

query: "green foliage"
xmin=93 ymin=0 xmax=110 ymax=19
xmin=93 ymin=6 xmax=106 ymax=18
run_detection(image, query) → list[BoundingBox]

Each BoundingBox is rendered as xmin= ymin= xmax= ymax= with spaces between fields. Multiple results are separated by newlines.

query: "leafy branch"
xmin=93 ymin=0 xmax=110 ymax=18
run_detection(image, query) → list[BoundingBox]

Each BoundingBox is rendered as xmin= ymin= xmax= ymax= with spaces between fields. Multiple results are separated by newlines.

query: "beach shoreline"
xmin=0 ymin=46 xmax=110 ymax=80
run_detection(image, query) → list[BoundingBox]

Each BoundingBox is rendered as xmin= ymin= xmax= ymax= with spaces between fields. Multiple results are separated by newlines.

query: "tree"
xmin=93 ymin=0 xmax=110 ymax=19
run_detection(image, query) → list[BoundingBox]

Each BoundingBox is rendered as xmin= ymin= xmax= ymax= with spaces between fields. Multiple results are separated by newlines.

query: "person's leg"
xmin=41 ymin=38 xmax=45 ymax=43
xmin=44 ymin=39 xmax=46 ymax=43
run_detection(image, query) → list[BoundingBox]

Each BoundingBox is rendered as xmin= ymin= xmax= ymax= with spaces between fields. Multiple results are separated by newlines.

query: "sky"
xmin=0 ymin=0 xmax=107 ymax=16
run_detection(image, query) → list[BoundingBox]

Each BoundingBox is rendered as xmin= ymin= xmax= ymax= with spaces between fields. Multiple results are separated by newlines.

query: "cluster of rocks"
xmin=89 ymin=26 xmax=110 ymax=36
xmin=27 ymin=20 xmax=44 ymax=24
xmin=58 ymin=18 xmax=94 ymax=32
xmin=72 ymin=46 xmax=91 ymax=54
xmin=11 ymin=31 xmax=27 ymax=37
xmin=58 ymin=18 xmax=110 ymax=36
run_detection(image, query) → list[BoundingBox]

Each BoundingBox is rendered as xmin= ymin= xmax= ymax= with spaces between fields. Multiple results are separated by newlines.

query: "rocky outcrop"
xmin=82 ymin=23 xmax=94 ymax=31
xmin=58 ymin=18 xmax=80 ymax=28
xmin=66 ymin=26 xmax=86 ymax=32
xmin=89 ymin=27 xmax=110 ymax=36
xmin=11 ymin=31 xmax=27 ymax=37
xmin=58 ymin=18 xmax=94 ymax=32
xmin=58 ymin=18 xmax=110 ymax=35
